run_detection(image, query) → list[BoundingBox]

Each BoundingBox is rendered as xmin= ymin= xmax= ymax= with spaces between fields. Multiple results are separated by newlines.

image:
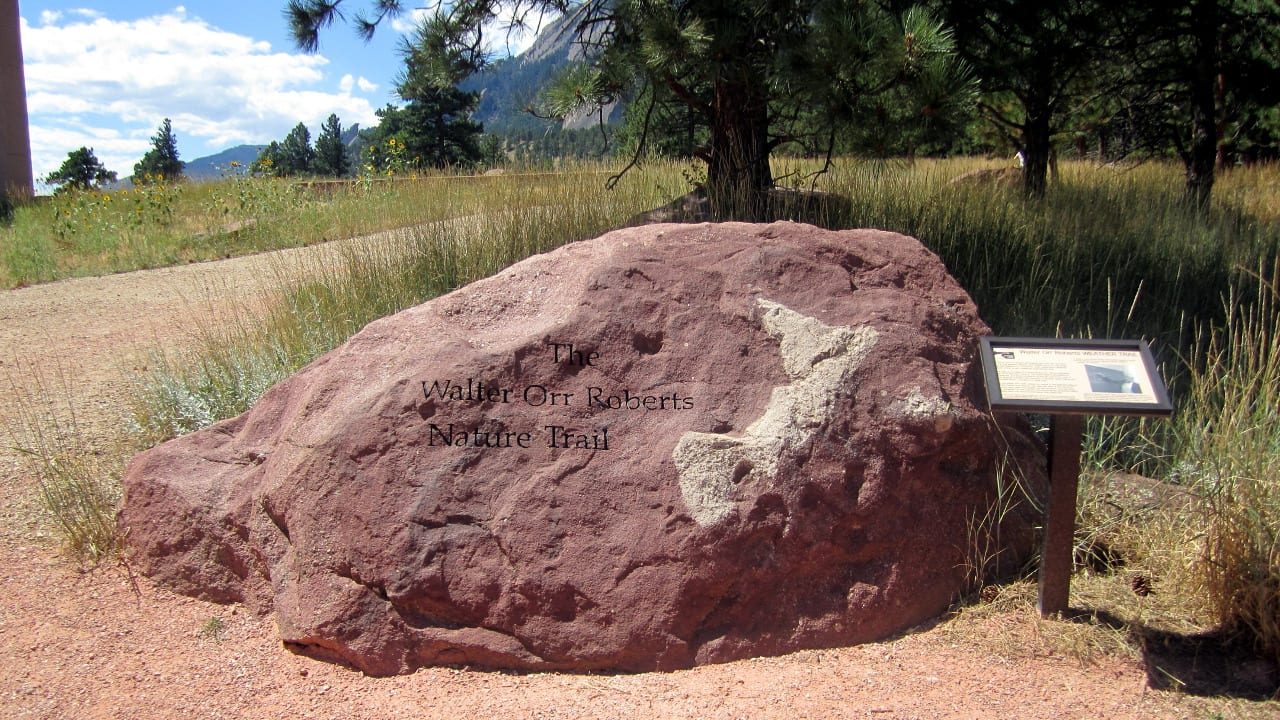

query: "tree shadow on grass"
xmin=1065 ymin=608 xmax=1279 ymax=700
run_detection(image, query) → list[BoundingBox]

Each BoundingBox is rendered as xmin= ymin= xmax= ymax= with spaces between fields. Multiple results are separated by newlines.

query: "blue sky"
xmin=20 ymin=2 xmax=548 ymax=181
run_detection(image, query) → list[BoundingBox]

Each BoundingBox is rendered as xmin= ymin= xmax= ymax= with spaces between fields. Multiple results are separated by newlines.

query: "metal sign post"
xmin=978 ymin=337 xmax=1172 ymax=617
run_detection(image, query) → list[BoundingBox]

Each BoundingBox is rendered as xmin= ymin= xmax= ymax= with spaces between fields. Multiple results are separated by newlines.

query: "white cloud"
xmin=390 ymin=8 xmax=431 ymax=34
xmin=22 ymin=8 xmax=383 ymax=178
xmin=30 ymin=124 xmax=146 ymax=160
xmin=338 ymin=73 xmax=378 ymax=95
xmin=38 ymin=10 xmax=62 ymax=25
xmin=493 ymin=6 xmax=558 ymax=57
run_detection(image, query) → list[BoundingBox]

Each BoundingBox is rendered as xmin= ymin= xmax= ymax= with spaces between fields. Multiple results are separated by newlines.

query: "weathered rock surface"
xmin=120 ymin=221 xmax=1047 ymax=676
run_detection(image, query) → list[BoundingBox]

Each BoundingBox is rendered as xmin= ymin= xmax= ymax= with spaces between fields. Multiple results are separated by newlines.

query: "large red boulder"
xmin=120 ymin=222 xmax=1047 ymax=676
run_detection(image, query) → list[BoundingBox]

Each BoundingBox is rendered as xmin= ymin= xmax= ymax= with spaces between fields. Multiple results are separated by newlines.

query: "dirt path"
xmin=0 ymin=231 xmax=1262 ymax=719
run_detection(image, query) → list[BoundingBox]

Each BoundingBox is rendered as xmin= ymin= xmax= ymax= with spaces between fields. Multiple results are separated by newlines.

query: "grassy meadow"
xmin=5 ymin=156 xmax=1279 ymax=672
xmin=0 ymin=164 xmax=623 ymax=288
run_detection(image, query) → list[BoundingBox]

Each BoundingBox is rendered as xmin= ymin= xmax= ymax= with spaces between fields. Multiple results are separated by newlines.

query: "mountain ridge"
xmin=462 ymin=12 xmax=624 ymax=133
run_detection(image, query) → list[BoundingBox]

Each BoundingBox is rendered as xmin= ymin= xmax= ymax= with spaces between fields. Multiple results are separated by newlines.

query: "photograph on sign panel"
xmin=1084 ymin=363 xmax=1144 ymax=394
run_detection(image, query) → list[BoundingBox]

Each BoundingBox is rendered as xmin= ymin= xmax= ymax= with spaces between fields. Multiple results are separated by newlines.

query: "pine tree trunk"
xmin=1185 ymin=0 xmax=1217 ymax=213
xmin=706 ymin=71 xmax=772 ymax=221
xmin=1021 ymin=93 xmax=1052 ymax=199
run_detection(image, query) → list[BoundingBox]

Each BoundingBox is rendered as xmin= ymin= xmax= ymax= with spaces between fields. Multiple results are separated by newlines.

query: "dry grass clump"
xmin=943 ymin=581 xmax=1139 ymax=664
xmin=1072 ymin=472 xmax=1208 ymax=627
xmin=4 ymin=368 xmax=127 ymax=564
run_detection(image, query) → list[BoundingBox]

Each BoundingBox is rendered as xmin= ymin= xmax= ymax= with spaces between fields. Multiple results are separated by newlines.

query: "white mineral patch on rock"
xmin=674 ymin=298 xmax=879 ymax=526
xmin=897 ymin=389 xmax=955 ymax=433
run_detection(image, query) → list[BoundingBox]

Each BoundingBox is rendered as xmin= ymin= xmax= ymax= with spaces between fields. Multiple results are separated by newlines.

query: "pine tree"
xmin=253 ymin=141 xmax=285 ymax=176
xmin=279 ymin=122 xmax=316 ymax=176
xmin=386 ymin=17 xmax=484 ymax=169
xmin=133 ymin=118 xmax=184 ymax=184
xmin=46 ymin=147 xmax=116 ymax=192
xmin=312 ymin=114 xmax=351 ymax=177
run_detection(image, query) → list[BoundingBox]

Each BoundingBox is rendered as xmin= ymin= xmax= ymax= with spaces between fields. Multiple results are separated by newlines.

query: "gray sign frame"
xmin=979 ymin=336 xmax=1173 ymax=417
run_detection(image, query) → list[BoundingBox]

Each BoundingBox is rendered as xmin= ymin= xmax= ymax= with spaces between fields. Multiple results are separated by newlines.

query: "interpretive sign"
xmin=979 ymin=337 xmax=1172 ymax=416
xmin=978 ymin=336 xmax=1171 ymax=618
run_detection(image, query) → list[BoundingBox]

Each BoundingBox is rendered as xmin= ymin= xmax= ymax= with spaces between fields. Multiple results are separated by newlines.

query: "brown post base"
xmin=1038 ymin=413 xmax=1084 ymax=617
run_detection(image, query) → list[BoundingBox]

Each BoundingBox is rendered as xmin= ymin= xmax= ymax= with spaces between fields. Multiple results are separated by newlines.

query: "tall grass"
xmin=821 ymin=159 xmax=1264 ymax=346
xmin=1168 ymin=262 xmax=1280 ymax=662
